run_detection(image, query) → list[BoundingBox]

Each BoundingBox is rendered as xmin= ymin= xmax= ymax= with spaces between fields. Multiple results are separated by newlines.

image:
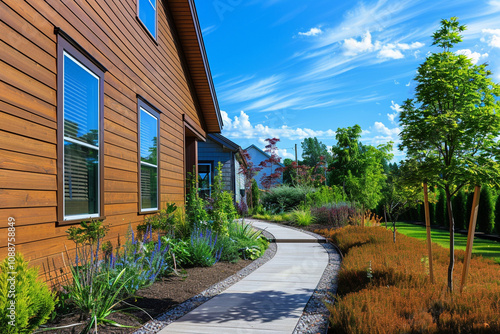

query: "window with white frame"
xmin=139 ymin=102 xmax=159 ymax=211
xmin=62 ymin=52 xmax=101 ymax=220
xmin=138 ymin=0 xmax=157 ymax=40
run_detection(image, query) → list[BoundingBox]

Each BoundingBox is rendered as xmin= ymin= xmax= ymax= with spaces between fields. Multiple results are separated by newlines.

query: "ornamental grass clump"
xmin=311 ymin=202 xmax=357 ymax=227
xmin=315 ymin=226 xmax=500 ymax=333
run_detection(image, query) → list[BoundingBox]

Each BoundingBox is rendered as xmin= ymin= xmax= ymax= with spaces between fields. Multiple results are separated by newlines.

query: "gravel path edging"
xmin=132 ymin=225 xmax=278 ymax=334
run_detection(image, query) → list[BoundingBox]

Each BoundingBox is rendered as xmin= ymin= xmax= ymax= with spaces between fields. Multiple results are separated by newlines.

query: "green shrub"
xmin=292 ymin=209 xmax=315 ymax=226
xmin=305 ymin=185 xmax=345 ymax=207
xmin=0 ymin=254 xmax=56 ymax=334
xmin=477 ymin=186 xmax=494 ymax=234
xmin=186 ymin=169 xmax=208 ymax=229
xmin=251 ymin=178 xmax=260 ymax=208
xmin=162 ymin=237 xmax=192 ymax=267
xmin=261 ymin=185 xmax=314 ymax=212
xmin=452 ymin=190 xmax=467 ymax=229
xmin=208 ymin=162 xmax=238 ymax=235
xmin=495 ymin=195 xmax=500 ymax=235
xmin=137 ymin=203 xmax=177 ymax=236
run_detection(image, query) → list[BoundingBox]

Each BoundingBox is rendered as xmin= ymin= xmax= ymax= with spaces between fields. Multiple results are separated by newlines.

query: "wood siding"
xmin=0 ymin=0 xmax=210 ymax=285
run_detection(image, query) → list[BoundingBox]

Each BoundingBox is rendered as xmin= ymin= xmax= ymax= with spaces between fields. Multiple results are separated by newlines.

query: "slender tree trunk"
xmin=445 ymin=185 xmax=455 ymax=292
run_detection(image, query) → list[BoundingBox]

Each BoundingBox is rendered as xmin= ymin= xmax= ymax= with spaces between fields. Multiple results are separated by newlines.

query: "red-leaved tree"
xmin=238 ymin=149 xmax=262 ymax=209
xmin=259 ymin=138 xmax=285 ymax=189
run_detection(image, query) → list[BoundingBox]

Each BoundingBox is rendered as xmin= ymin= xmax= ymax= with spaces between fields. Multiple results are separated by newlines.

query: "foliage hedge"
xmin=261 ymin=185 xmax=313 ymax=212
xmin=477 ymin=187 xmax=495 ymax=234
xmin=316 ymin=226 xmax=500 ymax=333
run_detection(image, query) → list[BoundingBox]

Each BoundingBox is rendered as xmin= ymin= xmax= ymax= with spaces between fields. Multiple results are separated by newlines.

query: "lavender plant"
xmin=188 ymin=228 xmax=222 ymax=267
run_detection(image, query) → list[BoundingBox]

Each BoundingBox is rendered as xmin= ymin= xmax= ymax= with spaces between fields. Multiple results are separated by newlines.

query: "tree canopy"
xmin=398 ymin=17 xmax=500 ymax=291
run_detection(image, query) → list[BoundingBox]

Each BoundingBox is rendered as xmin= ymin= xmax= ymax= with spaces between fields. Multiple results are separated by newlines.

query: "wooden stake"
xmin=460 ymin=185 xmax=481 ymax=293
xmin=423 ymin=183 xmax=434 ymax=284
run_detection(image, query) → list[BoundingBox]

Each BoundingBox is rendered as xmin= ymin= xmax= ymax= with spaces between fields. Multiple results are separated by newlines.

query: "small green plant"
xmin=137 ymin=203 xmax=178 ymax=236
xmin=208 ymin=162 xmax=238 ymax=235
xmin=186 ymin=168 xmax=208 ymax=229
xmin=0 ymin=254 xmax=56 ymax=334
xmin=292 ymin=209 xmax=315 ymax=226
xmin=161 ymin=237 xmax=192 ymax=267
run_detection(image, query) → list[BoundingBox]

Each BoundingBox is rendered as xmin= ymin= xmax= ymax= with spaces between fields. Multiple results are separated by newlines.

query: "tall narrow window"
xmin=57 ymin=32 xmax=105 ymax=222
xmin=198 ymin=163 xmax=212 ymax=199
xmin=138 ymin=100 xmax=160 ymax=212
xmin=138 ymin=0 xmax=157 ymax=40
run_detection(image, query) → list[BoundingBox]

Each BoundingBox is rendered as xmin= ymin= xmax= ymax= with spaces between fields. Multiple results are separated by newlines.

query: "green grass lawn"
xmin=395 ymin=222 xmax=500 ymax=264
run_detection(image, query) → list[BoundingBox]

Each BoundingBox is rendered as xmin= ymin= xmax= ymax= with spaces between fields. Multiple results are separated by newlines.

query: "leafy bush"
xmin=188 ymin=228 xmax=222 ymax=267
xmin=316 ymin=226 xmax=500 ymax=333
xmin=305 ymin=185 xmax=345 ymax=207
xmin=261 ymin=185 xmax=314 ymax=212
xmin=477 ymin=186 xmax=494 ymax=234
xmin=495 ymin=195 xmax=500 ymax=235
xmin=291 ymin=209 xmax=315 ymax=226
xmin=0 ymin=254 xmax=56 ymax=333
xmin=207 ymin=162 xmax=238 ymax=235
xmin=137 ymin=203 xmax=177 ymax=236
xmin=161 ymin=237 xmax=192 ymax=267
xmin=186 ymin=169 xmax=208 ymax=229
xmin=311 ymin=202 xmax=356 ymax=227
xmin=236 ymin=200 xmax=248 ymax=217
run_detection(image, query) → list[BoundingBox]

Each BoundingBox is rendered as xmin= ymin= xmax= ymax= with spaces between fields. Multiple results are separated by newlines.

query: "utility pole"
xmin=295 ymin=143 xmax=298 ymax=164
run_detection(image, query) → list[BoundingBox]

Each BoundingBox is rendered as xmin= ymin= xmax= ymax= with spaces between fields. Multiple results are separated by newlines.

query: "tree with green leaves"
xmin=399 ymin=17 xmax=500 ymax=291
xmin=330 ymin=124 xmax=363 ymax=192
xmin=477 ymin=186 xmax=494 ymax=234
xmin=301 ymin=137 xmax=330 ymax=167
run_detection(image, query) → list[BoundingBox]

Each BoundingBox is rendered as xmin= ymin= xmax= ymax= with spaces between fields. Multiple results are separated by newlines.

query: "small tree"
xmin=259 ymin=138 xmax=285 ymax=189
xmin=399 ymin=17 xmax=500 ymax=291
xmin=238 ymin=149 xmax=262 ymax=209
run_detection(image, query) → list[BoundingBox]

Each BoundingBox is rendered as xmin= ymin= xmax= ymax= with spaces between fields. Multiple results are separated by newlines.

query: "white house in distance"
xmin=244 ymin=144 xmax=284 ymax=189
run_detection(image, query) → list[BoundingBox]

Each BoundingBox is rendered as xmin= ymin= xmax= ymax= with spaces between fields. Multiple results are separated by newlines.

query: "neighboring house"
xmin=198 ymin=134 xmax=246 ymax=205
xmin=245 ymin=145 xmax=284 ymax=189
xmin=0 ymin=0 xmax=221 ymax=285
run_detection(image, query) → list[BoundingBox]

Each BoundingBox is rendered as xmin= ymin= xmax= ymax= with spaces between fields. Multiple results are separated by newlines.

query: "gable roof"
xmin=244 ymin=144 xmax=285 ymax=167
xmin=167 ymin=0 xmax=222 ymax=133
xmin=208 ymin=133 xmax=241 ymax=152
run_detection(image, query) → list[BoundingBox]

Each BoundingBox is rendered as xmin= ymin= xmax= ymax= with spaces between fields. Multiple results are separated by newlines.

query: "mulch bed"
xmin=44 ymin=260 xmax=252 ymax=334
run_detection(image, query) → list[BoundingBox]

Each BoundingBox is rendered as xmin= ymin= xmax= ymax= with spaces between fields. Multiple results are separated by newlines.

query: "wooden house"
xmin=245 ymin=144 xmax=284 ymax=189
xmin=0 ymin=0 xmax=221 ymax=285
xmin=198 ymin=133 xmax=246 ymax=205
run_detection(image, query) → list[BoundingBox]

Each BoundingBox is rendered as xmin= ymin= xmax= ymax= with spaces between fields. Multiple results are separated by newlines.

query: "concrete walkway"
xmin=158 ymin=220 xmax=329 ymax=334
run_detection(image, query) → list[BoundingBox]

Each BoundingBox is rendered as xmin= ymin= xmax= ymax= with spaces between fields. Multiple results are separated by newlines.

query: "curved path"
xmin=159 ymin=220 xmax=329 ymax=334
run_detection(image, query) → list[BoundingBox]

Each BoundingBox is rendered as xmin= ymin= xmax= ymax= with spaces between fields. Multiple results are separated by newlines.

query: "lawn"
xmin=396 ymin=222 xmax=500 ymax=263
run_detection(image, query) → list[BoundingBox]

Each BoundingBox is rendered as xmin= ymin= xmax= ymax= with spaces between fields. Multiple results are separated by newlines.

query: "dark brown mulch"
xmin=44 ymin=260 xmax=252 ymax=334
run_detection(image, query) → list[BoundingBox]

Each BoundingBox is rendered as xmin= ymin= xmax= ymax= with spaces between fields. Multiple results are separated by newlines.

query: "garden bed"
xmin=43 ymin=260 xmax=252 ymax=333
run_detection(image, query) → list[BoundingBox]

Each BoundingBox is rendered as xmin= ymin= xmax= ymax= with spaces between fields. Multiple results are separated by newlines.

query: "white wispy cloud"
xmin=298 ymin=27 xmax=323 ymax=37
xmin=343 ymin=31 xmax=376 ymax=55
xmin=456 ymin=49 xmax=488 ymax=64
xmin=387 ymin=101 xmax=402 ymax=124
xmin=221 ymin=110 xmax=336 ymax=140
xmin=378 ymin=46 xmax=404 ymax=59
xmin=220 ymin=75 xmax=282 ymax=103
xmin=482 ymin=28 xmax=500 ymax=48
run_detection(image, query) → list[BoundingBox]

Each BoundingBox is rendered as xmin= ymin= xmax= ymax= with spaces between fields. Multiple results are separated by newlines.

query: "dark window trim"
xmin=136 ymin=0 xmax=159 ymax=45
xmin=198 ymin=160 xmax=214 ymax=198
xmin=56 ymin=33 xmax=106 ymax=226
xmin=137 ymin=97 xmax=161 ymax=215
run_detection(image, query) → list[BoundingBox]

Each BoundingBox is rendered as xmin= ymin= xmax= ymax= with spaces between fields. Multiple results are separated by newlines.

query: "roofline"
xmin=208 ymin=133 xmax=240 ymax=151
xmin=244 ymin=144 xmax=285 ymax=167
xmin=187 ymin=0 xmax=223 ymax=131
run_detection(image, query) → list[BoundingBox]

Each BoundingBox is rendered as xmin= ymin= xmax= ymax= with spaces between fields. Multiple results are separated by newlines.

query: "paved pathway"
xmin=159 ymin=220 xmax=329 ymax=334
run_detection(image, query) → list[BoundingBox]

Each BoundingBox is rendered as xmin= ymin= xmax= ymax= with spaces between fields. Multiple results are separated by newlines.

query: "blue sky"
xmin=194 ymin=0 xmax=500 ymax=162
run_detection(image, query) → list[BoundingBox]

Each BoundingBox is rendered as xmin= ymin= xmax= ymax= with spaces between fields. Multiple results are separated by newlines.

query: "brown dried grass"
xmin=315 ymin=226 xmax=500 ymax=333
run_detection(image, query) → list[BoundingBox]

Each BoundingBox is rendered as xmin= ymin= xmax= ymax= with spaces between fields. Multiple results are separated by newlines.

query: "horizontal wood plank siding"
xmin=0 ymin=0 xmax=214 ymax=281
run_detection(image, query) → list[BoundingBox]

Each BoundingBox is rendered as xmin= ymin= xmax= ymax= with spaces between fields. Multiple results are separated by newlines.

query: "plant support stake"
xmin=460 ymin=185 xmax=481 ymax=293
xmin=423 ymin=183 xmax=434 ymax=283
